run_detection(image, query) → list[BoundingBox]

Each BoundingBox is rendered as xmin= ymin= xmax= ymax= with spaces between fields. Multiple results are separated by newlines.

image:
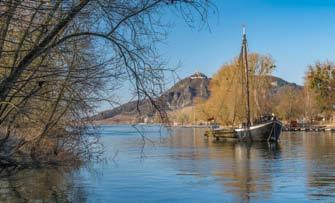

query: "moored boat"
xmin=234 ymin=27 xmax=282 ymax=142
xmin=235 ymin=119 xmax=282 ymax=142
xmin=204 ymin=27 xmax=283 ymax=142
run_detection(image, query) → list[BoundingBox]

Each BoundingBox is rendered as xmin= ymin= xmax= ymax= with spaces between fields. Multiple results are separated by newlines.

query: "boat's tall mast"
xmin=242 ymin=27 xmax=251 ymax=127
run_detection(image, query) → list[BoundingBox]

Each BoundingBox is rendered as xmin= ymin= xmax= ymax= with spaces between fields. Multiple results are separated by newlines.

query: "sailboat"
xmin=234 ymin=27 xmax=282 ymax=142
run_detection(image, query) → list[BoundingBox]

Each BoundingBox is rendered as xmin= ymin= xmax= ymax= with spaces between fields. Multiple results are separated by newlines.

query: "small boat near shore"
xmin=205 ymin=27 xmax=283 ymax=142
xmin=205 ymin=117 xmax=282 ymax=142
xmin=236 ymin=28 xmax=283 ymax=142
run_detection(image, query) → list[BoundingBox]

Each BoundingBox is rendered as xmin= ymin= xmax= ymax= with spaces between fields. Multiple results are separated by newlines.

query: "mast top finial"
xmin=242 ymin=25 xmax=246 ymax=35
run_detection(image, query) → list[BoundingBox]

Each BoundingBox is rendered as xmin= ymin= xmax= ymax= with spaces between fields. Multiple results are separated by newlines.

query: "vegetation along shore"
xmin=95 ymin=58 xmax=335 ymax=130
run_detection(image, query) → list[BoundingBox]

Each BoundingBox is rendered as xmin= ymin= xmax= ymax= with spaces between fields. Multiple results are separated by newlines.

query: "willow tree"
xmin=196 ymin=53 xmax=275 ymax=126
xmin=0 ymin=0 xmax=212 ymax=168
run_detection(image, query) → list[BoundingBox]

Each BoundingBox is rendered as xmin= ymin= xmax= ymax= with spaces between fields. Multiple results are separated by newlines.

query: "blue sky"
xmin=101 ymin=0 xmax=335 ymax=110
xmin=160 ymin=0 xmax=335 ymax=85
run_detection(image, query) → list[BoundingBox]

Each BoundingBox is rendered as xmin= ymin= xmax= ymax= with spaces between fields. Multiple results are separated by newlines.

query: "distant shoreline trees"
xmin=306 ymin=62 xmax=335 ymax=121
xmin=195 ymin=56 xmax=335 ymax=126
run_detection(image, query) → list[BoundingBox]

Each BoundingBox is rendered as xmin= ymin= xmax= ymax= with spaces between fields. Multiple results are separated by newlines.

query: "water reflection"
xmin=166 ymin=128 xmax=282 ymax=202
xmin=301 ymin=132 xmax=335 ymax=199
xmin=0 ymin=168 xmax=87 ymax=202
xmin=1 ymin=126 xmax=335 ymax=202
xmin=212 ymin=142 xmax=280 ymax=202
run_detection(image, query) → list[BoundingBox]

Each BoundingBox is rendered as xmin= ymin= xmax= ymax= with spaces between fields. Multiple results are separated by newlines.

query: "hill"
xmin=93 ymin=73 xmax=302 ymax=123
xmin=93 ymin=72 xmax=210 ymax=123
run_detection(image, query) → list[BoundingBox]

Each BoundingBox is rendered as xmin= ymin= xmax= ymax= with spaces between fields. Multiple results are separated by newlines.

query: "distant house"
xmin=270 ymin=81 xmax=278 ymax=87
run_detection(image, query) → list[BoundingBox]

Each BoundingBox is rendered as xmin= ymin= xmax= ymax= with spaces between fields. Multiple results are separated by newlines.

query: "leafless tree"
xmin=0 ymin=0 xmax=213 ymax=167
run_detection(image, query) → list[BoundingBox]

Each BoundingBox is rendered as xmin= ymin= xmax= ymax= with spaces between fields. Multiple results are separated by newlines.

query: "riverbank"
xmin=94 ymin=120 xmax=335 ymax=132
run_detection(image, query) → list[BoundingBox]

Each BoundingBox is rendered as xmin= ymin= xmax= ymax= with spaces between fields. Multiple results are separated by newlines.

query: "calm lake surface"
xmin=2 ymin=125 xmax=335 ymax=202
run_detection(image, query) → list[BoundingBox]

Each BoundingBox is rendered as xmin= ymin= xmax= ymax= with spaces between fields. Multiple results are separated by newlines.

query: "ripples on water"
xmin=1 ymin=125 xmax=335 ymax=202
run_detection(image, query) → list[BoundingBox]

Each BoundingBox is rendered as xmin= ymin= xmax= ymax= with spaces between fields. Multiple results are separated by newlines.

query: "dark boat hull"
xmin=235 ymin=120 xmax=282 ymax=142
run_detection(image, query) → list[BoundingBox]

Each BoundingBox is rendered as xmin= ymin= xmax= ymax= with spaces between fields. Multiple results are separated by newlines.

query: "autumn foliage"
xmin=306 ymin=62 xmax=335 ymax=120
xmin=196 ymin=53 xmax=276 ymax=126
xmin=195 ymin=56 xmax=335 ymax=126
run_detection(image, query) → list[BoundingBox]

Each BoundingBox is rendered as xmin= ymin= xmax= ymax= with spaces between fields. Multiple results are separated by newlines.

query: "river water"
xmin=1 ymin=125 xmax=335 ymax=202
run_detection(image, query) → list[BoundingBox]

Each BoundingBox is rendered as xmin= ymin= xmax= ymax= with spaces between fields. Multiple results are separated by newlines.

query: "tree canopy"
xmin=306 ymin=61 xmax=335 ymax=119
xmin=196 ymin=53 xmax=275 ymax=125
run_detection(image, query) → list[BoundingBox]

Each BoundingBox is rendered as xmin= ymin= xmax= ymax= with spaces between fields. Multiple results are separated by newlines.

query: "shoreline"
xmin=94 ymin=121 xmax=335 ymax=132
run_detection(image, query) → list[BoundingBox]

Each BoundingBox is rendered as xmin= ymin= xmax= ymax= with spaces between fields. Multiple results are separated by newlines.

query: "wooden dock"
xmin=204 ymin=128 xmax=237 ymax=140
xmin=282 ymin=126 xmax=335 ymax=132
